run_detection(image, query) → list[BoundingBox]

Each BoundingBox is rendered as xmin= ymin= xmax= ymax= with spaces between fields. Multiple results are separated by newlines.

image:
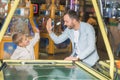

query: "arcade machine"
xmin=37 ymin=0 xmax=72 ymax=54
xmin=0 ymin=0 xmax=39 ymax=59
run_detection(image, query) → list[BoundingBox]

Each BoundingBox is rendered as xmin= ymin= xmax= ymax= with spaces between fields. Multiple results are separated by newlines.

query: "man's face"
xmin=19 ymin=35 xmax=30 ymax=47
xmin=63 ymin=14 xmax=74 ymax=29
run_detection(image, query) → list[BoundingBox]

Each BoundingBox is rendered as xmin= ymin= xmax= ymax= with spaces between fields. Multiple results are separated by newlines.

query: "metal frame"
xmin=0 ymin=0 xmax=20 ymax=42
xmin=92 ymin=0 xmax=114 ymax=79
xmin=99 ymin=60 xmax=120 ymax=74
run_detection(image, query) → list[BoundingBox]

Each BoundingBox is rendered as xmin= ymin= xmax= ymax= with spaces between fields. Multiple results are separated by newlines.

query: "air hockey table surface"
xmin=0 ymin=60 xmax=110 ymax=80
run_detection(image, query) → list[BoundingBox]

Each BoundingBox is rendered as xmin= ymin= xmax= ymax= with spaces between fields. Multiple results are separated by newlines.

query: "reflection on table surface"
xmin=3 ymin=64 xmax=98 ymax=80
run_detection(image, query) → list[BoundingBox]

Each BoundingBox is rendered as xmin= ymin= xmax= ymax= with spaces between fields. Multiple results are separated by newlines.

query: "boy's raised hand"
xmin=35 ymin=27 xmax=39 ymax=33
xmin=46 ymin=18 xmax=53 ymax=34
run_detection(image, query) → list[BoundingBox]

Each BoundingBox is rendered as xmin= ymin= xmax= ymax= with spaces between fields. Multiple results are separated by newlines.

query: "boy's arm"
xmin=30 ymin=27 xmax=40 ymax=46
xmin=46 ymin=18 xmax=53 ymax=34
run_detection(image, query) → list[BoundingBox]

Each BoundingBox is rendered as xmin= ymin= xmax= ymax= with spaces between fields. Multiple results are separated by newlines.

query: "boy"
xmin=10 ymin=28 xmax=40 ymax=60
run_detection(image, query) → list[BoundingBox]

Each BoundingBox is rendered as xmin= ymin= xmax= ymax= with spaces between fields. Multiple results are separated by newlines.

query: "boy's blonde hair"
xmin=12 ymin=32 xmax=24 ymax=45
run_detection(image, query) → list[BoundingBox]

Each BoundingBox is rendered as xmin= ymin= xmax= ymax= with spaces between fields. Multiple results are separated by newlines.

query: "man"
xmin=46 ymin=10 xmax=99 ymax=67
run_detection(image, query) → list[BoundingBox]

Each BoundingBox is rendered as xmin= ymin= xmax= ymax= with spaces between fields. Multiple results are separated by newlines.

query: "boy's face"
xmin=19 ymin=35 xmax=30 ymax=47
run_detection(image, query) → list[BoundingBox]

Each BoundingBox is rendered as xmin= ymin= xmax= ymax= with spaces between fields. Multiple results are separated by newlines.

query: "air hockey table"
xmin=0 ymin=60 xmax=110 ymax=80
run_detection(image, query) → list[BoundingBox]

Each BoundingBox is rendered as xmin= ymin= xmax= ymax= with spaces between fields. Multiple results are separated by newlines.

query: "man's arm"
xmin=46 ymin=18 xmax=69 ymax=44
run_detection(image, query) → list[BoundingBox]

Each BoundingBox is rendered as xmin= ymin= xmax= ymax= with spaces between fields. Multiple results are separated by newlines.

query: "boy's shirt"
xmin=11 ymin=33 xmax=40 ymax=60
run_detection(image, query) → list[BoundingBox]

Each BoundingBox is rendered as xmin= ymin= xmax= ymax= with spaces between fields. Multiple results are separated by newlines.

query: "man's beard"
xmin=68 ymin=24 xmax=74 ymax=29
xmin=68 ymin=26 xmax=73 ymax=29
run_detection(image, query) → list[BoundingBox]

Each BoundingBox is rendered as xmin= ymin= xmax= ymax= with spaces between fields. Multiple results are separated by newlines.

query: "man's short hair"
xmin=65 ymin=10 xmax=80 ymax=21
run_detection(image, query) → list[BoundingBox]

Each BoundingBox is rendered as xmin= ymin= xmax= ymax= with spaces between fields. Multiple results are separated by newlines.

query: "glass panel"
xmin=3 ymin=63 xmax=99 ymax=80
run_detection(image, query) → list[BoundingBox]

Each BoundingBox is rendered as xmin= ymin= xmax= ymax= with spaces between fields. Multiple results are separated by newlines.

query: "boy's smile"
xmin=19 ymin=35 xmax=30 ymax=47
